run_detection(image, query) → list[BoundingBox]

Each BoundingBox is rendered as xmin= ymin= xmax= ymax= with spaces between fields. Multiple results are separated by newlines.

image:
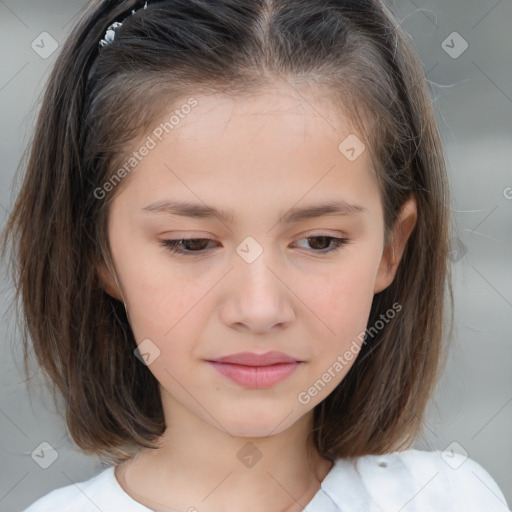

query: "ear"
xmin=374 ymin=196 xmax=417 ymax=294
xmin=96 ymin=261 xmax=123 ymax=301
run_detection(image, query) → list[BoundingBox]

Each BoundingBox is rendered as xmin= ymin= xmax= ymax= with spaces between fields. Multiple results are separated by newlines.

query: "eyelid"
xmin=159 ymin=233 xmax=350 ymax=257
xmin=159 ymin=228 xmax=348 ymax=240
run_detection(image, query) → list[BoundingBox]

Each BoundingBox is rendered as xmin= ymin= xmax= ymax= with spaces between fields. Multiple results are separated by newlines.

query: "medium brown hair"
xmin=1 ymin=0 xmax=452 ymax=464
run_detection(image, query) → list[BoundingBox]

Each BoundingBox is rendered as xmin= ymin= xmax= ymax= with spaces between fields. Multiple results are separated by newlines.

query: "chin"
xmin=216 ymin=403 xmax=304 ymax=438
xmin=227 ymin=423 xmax=288 ymax=438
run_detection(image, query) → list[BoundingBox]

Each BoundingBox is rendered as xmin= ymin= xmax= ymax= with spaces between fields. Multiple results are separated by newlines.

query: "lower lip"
xmin=207 ymin=361 xmax=300 ymax=389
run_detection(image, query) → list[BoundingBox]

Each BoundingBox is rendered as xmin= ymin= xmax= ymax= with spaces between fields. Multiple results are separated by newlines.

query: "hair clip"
xmin=98 ymin=1 xmax=149 ymax=48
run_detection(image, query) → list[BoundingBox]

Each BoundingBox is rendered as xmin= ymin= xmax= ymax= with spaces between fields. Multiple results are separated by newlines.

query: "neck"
xmin=116 ymin=391 xmax=333 ymax=512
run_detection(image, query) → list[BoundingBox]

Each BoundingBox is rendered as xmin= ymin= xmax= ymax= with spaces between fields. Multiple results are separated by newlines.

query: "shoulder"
xmin=321 ymin=448 xmax=509 ymax=512
xmin=22 ymin=466 xmax=152 ymax=512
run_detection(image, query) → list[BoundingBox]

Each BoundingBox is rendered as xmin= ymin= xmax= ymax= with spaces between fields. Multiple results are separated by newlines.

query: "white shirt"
xmin=23 ymin=448 xmax=509 ymax=511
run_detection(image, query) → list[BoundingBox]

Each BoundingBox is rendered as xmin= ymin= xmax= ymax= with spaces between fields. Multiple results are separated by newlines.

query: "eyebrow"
xmin=141 ymin=198 xmax=366 ymax=224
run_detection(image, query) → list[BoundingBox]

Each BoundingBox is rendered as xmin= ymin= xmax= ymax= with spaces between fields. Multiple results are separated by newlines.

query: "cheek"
xmin=295 ymin=249 xmax=381 ymax=403
xmin=109 ymin=233 xmax=202 ymax=344
xmin=123 ymin=270 xmax=206 ymax=345
xmin=305 ymin=252 xmax=380 ymax=337
xmin=292 ymin=259 xmax=379 ymax=408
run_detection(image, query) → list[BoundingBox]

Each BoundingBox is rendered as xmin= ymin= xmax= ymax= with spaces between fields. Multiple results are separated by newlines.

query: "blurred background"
xmin=1 ymin=0 xmax=511 ymax=510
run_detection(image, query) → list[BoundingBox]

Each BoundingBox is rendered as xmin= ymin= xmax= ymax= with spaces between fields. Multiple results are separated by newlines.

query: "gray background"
xmin=1 ymin=1 xmax=511 ymax=511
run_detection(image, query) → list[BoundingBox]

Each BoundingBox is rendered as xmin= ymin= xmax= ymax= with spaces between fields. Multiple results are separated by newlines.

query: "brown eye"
xmin=294 ymin=236 xmax=349 ymax=253
xmin=160 ymin=238 xmax=216 ymax=255
xmin=160 ymin=235 xmax=349 ymax=257
xmin=307 ymin=236 xmax=331 ymax=250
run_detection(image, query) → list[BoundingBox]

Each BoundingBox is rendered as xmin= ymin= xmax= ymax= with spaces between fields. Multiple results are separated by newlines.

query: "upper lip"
xmin=209 ymin=351 xmax=300 ymax=366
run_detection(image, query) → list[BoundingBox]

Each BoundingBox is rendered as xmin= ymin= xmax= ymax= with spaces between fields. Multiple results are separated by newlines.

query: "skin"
xmin=98 ymin=81 xmax=417 ymax=512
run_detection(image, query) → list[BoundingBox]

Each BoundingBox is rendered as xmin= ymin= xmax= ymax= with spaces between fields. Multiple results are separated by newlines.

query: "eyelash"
xmin=159 ymin=236 xmax=350 ymax=256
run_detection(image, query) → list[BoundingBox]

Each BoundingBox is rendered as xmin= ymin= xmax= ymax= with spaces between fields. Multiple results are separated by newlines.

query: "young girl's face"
xmin=101 ymin=82 xmax=409 ymax=437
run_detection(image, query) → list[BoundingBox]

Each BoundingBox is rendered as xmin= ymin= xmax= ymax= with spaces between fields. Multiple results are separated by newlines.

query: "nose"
xmin=219 ymin=248 xmax=295 ymax=334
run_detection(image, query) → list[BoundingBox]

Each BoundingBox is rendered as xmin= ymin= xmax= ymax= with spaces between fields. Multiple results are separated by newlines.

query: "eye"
xmin=160 ymin=236 xmax=349 ymax=256
xmin=293 ymin=236 xmax=350 ymax=253
xmin=160 ymin=238 xmax=217 ymax=255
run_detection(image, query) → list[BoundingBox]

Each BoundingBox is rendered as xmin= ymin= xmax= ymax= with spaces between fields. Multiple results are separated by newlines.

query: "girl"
xmin=2 ymin=0 xmax=508 ymax=511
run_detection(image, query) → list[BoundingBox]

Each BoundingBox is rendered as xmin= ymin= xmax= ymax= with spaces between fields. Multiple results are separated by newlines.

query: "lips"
xmin=206 ymin=351 xmax=302 ymax=389
xmin=211 ymin=351 xmax=300 ymax=366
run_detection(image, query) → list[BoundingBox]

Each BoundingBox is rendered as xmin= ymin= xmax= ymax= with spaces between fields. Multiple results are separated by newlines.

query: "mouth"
xmin=206 ymin=351 xmax=303 ymax=389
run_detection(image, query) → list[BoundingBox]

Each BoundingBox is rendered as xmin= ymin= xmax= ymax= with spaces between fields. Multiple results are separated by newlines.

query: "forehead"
xmin=170 ymin=82 xmax=357 ymax=143
xmin=111 ymin=82 xmax=382 ymax=222
xmin=140 ymin=83 xmax=371 ymax=181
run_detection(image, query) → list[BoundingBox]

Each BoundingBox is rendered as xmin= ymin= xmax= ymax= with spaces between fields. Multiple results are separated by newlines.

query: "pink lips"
xmin=207 ymin=351 xmax=301 ymax=389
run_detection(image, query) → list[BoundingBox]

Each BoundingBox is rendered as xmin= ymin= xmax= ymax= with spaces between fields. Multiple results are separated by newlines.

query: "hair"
xmin=1 ymin=0 xmax=452 ymax=464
